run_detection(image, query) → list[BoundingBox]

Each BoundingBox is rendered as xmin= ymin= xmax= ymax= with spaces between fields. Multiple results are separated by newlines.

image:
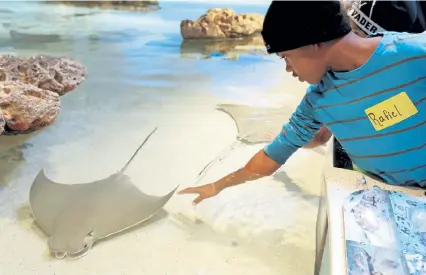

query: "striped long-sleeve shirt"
xmin=264 ymin=31 xmax=426 ymax=187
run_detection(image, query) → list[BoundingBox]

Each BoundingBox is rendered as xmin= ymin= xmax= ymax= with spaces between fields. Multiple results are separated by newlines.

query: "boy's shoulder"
xmin=376 ymin=31 xmax=426 ymax=54
xmin=304 ymin=32 xmax=426 ymax=105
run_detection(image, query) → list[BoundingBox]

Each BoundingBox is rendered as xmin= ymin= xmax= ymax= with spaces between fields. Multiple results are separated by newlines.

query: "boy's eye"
xmin=276 ymin=54 xmax=287 ymax=61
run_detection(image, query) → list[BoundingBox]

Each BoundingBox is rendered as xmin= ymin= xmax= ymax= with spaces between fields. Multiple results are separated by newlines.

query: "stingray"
xmin=216 ymin=103 xmax=293 ymax=144
xmin=29 ymin=127 xmax=178 ymax=260
xmin=215 ymin=103 xmax=328 ymax=157
xmin=186 ymin=104 xmax=292 ymax=186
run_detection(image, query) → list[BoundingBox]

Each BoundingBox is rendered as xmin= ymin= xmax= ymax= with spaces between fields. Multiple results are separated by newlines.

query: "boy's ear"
xmin=309 ymin=44 xmax=320 ymax=56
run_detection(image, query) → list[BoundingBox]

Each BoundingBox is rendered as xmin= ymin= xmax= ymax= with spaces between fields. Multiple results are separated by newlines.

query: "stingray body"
xmin=29 ymin=128 xmax=178 ymax=259
xmin=216 ymin=103 xmax=292 ymax=144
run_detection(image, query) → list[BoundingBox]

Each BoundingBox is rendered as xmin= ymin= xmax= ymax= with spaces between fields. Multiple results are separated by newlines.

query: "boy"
xmin=307 ymin=0 xmax=426 ymax=151
xmin=179 ymin=1 xmax=426 ymax=204
xmin=307 ymin=0 xmax=426 ymax=169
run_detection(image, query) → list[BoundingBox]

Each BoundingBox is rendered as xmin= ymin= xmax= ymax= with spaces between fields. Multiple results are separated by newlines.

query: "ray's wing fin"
xmin=216 ymin=103 xmax=288 ymax=143
xmin=29 ymin=169 xmax=83 ymax=236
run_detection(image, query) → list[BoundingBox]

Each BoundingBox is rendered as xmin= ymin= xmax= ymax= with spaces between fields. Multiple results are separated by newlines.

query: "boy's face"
xmin=277 ymin=45 xmax=328 ymax=84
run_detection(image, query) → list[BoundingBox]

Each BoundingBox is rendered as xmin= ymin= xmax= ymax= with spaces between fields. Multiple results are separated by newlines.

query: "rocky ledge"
xmin=180 ymin=8 xmax=264 ymax=39
xmin=0 ymin=55 xmax=87 ymax=135
xmin=48 ymin=1 xmax=159 ymax=12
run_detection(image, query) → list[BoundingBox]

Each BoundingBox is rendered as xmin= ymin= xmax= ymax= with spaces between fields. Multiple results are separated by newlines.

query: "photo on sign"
xmin=343 ymin=187 xmax=397 ymax=248
xmin=346 ymin=240 xmax=404 ymax=275
xmin=389 ymin=191 xmax=426 ymax=254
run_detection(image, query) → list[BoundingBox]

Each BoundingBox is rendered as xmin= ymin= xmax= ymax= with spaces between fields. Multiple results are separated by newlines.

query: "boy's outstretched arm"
xmin=179 ymin=95 xmax=322 ymax=204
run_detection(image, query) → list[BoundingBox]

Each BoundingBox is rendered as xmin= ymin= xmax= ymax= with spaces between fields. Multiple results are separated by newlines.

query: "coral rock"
xmin=180 ymin=8 xmax=264 ymax=39
xmin=0 ymin=54 xmax=87 ymax=96
xmin=0 ymin=81 xmax=60 ymax=133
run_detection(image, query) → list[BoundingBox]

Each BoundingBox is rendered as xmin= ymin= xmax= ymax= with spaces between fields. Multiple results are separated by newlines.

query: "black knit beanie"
xmin=262 ymin=1 xmax=352 ymax=54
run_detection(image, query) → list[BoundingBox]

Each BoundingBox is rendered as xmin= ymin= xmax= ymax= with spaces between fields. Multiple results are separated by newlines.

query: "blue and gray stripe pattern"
xmin=265 ymin=31 xmax=426 ymax=187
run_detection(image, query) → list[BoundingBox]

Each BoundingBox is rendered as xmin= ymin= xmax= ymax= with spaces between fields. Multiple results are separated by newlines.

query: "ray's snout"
xmin=47 ymin=230 xmax=94 ymax=260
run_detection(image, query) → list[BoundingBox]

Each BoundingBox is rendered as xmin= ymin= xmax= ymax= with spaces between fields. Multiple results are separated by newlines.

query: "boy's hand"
xmin=179 ymin=150 xmax=281 ymax=205
xmin=178 ymin=183 xmax=218 ymax=205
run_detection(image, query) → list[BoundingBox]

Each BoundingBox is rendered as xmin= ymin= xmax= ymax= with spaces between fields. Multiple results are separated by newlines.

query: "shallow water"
xmin=0 ymin=1 xmax=319 ymax=274
xmin=0 ymin=0 xmax=283 ymax=181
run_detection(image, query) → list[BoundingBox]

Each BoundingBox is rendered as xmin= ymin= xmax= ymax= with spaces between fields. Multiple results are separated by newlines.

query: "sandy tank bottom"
xmin=0 ymin=70 xmax=326 ymax=275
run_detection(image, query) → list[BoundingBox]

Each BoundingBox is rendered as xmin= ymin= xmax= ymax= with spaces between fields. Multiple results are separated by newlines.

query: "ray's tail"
xmin=120 ymin=127 xmax=158 ymax=174
xmin=194 ymin=135 xmax=247 ymax=185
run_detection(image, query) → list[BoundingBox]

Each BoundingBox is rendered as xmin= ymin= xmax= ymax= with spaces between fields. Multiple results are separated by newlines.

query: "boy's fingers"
xmin=178 ymin=187 xmax=198 ymax=195
xmin=193 ymin=195 xmax=204 ymax=205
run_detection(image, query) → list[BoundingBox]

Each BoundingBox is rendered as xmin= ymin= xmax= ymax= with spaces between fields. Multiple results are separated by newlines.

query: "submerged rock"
xmin=0 ymin=113 xmax=4 ymax=135
xmin=0 ymin=81 xmax=60 ymax=133
xmin=49 ymin=1 xmax=159 ymax=12
xmin=0 ymin=54 xmax=87 ymax=96
xmin=180 ymin=8 xmax=264 ymax=39
xmin=180 ymin=34 xmax=266 ymax=59
xmin=9 ymin=30 xmax=61 ymax=44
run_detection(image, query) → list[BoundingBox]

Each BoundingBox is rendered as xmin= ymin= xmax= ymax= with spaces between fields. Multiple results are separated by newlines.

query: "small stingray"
xmin=216 ymin=103 xmax=292 ymax=144
xmin=29 ymin=127 xmax=178 ymax=260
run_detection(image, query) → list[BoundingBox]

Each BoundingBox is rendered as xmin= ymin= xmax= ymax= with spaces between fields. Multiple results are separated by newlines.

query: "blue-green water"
xmin=0 ymin=0 xmax=285 ymax=174
xmin=0 ymin=0 xmax=290 ymax=184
